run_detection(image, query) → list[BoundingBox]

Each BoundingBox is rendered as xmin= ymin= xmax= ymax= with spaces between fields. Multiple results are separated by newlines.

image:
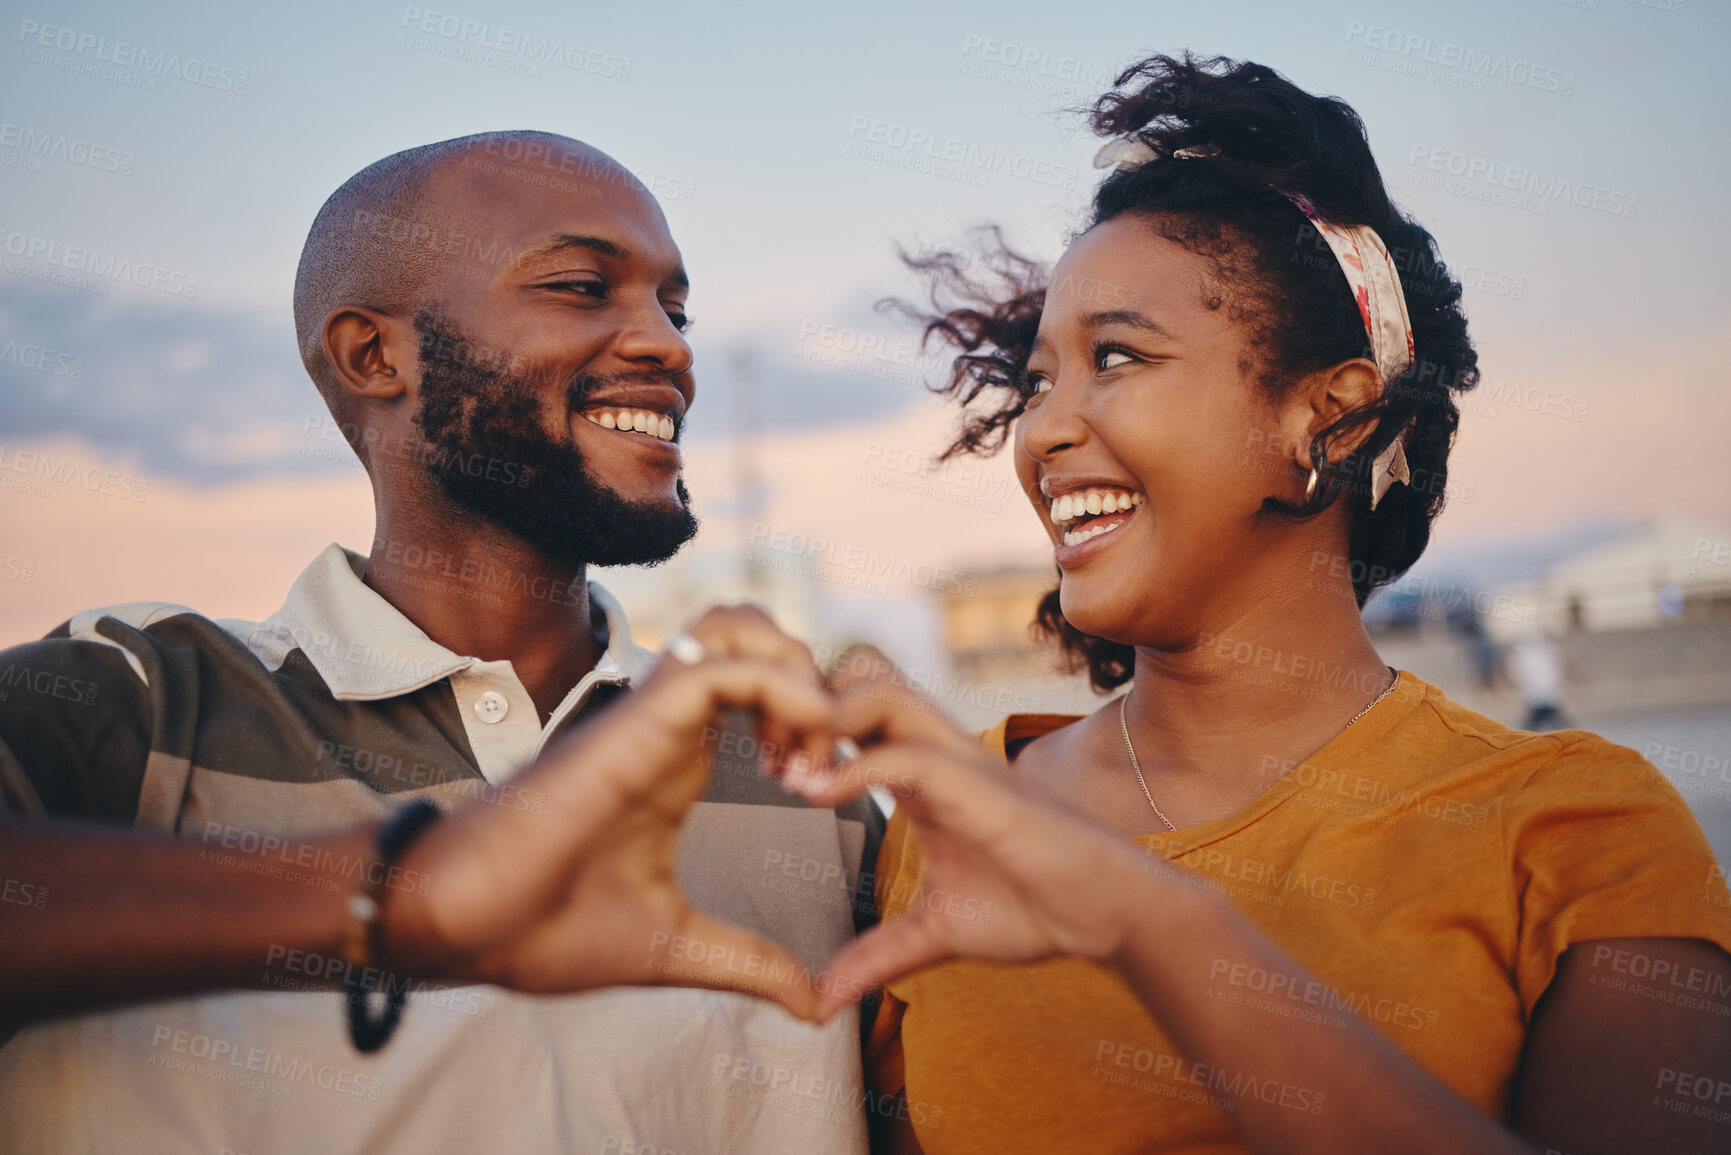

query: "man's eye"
xmin=667 ymin=312 xmax=693 ymax=333
xmin=547 ymin=280 xmax=607 ymax=298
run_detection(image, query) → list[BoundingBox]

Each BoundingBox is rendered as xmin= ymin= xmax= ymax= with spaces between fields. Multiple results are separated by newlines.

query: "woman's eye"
xmin=1028 ymin=374 xmax=1054 ymax=395
xmin=1097 ymin=349 xmax=1135 ymax=372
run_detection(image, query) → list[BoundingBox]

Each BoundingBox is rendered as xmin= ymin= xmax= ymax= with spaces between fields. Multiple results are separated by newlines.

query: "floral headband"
xmin=1093 ymin=137 xmax=1415 ymax=509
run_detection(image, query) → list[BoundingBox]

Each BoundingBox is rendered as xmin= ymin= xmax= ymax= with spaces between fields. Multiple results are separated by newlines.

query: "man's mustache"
xmin=565 ymin=369 xmax=682 ymax=410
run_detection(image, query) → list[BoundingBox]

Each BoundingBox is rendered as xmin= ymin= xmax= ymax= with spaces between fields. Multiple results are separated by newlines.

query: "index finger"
xmin=831 ymin=685 xmax=982 ymax=759
xmin=679 ymin=603 xmax=823 ymax=688
xmin=676 ymin=605 xmax=829 ymax=775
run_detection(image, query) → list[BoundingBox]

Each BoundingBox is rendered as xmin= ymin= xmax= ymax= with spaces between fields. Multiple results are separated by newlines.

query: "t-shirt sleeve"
xmin=864 ymin=805 xmax=924 ymax=1101
xmin=0 ymin=634 xmax=153 ymax=822
xmin=1505 ymin=732 xmax=1731 ymax=1017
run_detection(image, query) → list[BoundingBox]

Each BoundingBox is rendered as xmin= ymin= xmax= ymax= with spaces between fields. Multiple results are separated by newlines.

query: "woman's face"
xmin=1014 ymin=212 xmax=1320 ymax=649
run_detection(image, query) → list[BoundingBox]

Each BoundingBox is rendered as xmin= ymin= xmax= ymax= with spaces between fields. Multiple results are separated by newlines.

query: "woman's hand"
xmin=785 ymin=693 xmax=1160 ymax=1020
xmin=382 ymin=606 xmax=839 ymax=1019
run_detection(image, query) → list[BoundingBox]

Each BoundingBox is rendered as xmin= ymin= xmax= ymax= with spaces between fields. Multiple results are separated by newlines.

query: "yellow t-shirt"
xmin=865 ymin=672 xmax=1731 ymax=1153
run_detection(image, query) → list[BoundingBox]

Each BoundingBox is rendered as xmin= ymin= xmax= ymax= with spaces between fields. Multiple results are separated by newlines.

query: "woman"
xmin=797 ymin=55 xmax=1731 ymax=1154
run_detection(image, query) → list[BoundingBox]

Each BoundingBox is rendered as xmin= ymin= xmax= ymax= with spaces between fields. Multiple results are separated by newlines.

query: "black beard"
xmin=410 ymin=313 xmax=697 ymax=569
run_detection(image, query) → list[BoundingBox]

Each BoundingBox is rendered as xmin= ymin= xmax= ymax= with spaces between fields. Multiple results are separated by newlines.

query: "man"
xmin=0 ymin=131 xmax=879 ymax=1154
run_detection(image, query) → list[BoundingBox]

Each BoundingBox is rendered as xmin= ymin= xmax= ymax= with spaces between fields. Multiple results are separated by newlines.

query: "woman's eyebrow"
xmin=1084 ymin=309 xmax=1174 ymax=338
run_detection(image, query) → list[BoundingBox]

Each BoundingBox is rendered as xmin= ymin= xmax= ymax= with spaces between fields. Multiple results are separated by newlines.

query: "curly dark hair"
xmin=886 ymin=53 xmax=1481 ymax=692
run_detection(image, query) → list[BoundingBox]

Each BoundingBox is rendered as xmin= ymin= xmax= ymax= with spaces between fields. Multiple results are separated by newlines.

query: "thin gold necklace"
xmin=1118 ymin=668 xmax=1400 ymax=833
xmin=1119 ymin=694 xmax=1177 ymax=832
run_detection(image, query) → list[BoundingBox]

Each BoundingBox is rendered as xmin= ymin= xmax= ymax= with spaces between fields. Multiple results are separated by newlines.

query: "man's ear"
xmin=322 ymin=307 xmax=416 ymax=402
xmin=1281 ymin=358 xmax=1384 ymax=469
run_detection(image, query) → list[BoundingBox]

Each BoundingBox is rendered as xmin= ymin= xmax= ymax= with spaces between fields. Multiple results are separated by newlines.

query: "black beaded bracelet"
xmin=343 ymin=799 xmax=442 ymax=1054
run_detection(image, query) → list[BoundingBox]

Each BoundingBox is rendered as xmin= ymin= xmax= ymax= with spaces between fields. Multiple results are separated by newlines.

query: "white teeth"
xmin=1062 ymin=520 xmax=1127 ymax=547
xmin=582 ymin=409 xmax=676 ymax=442
xmin=1048 ymin=486 xmax=1144 ymax=528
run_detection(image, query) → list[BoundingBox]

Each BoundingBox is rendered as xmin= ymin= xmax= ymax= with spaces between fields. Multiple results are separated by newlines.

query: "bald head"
xmin=292 ymin=130 xmax=642 ymax=418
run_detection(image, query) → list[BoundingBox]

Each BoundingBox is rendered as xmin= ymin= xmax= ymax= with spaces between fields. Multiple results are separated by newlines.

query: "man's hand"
xmin=381 ymin=609 xmax=839 ymax=1019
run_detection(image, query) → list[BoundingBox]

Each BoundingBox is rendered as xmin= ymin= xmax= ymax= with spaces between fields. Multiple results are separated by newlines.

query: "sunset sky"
xmin=3 ymin=0 xmax=1727 ymax=650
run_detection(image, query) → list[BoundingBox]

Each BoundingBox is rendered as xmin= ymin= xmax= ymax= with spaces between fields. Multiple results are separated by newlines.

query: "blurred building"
xmin=933 ymin=565 xmax=1109 ymax=726
xmin=1374 ymin=515 xmax=1731 ymax=721
xmin=1491 ymin=514 xmax=1731 ymax=637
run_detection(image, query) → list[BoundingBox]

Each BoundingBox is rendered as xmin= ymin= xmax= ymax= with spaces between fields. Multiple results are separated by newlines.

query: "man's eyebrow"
xmin=522 ymin=233 xmax=688 ymax=288
xmin=1084 ymin=309 xmax=1173 ymax=338
xmin=526 ymin=233 xmax=627 ymax=261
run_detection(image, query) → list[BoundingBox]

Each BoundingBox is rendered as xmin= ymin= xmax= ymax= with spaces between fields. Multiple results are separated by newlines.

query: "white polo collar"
xmin=257 ymin=543 xmax=651 ymax=703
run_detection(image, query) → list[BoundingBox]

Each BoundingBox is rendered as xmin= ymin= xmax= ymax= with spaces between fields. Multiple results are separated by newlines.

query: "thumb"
xmin=642 ymin=908 xmax=823 ymax=1022
xmin=811 ymin=914 xmax=953 ymax=1023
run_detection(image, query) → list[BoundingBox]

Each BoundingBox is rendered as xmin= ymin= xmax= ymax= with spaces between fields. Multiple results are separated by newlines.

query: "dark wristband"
xmin=343 ymin=799 xmax=442 ymax=1053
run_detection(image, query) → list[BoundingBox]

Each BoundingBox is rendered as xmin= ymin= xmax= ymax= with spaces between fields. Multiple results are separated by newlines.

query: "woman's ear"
xmin=1280 ymin=359 xmax=1384 ymax=469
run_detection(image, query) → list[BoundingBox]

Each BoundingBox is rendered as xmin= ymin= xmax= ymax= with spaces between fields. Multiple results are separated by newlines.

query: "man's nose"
xmin=615 ymin=306 xmax=694 ymax=379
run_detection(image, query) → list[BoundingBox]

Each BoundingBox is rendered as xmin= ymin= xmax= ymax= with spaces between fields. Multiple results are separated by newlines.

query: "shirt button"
xmin=473 ymin=691 xmax=509 ymax=724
